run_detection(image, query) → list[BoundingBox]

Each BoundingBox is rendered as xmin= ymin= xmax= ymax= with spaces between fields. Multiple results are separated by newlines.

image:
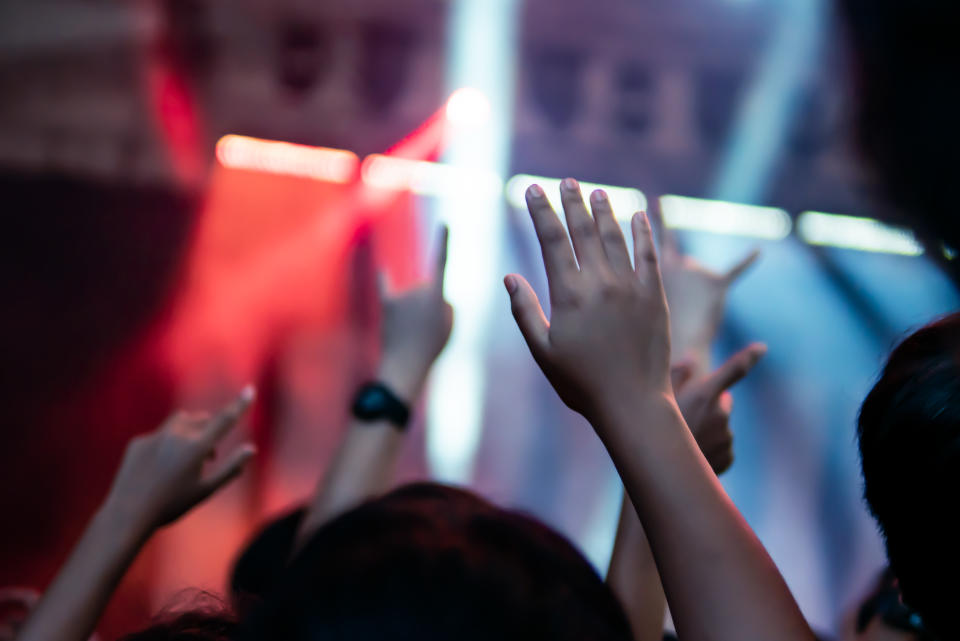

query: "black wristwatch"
xmin=351 ymin=382 xmax=411 ymax=430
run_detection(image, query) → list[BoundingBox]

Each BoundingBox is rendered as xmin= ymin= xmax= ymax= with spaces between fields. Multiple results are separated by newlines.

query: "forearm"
xmin=296 ymin=356 xmax=424 ymax=543
xmin=17 ymin=501 xmax=149 ymax=641
xmin=607 ymin=492 xmax=666 ymax=641
xmin=595 ymin=394 xmax=813 ymax=641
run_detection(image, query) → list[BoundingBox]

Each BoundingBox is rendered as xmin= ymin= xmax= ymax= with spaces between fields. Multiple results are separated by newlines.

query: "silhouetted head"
xmin=230 ymin=507 xmax=305 ymax=617
xmin=858 ymin=312 xmax=960 ymax=638
xmin=242 ymin=482 xmax=632 ymax=641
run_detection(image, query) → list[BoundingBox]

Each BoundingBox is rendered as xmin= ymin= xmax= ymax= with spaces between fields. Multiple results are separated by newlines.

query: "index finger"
xmin=202 ymin=385 xmax=256 ymax=446
xmin=631 ymin=211 xmax=665 ymax=297
xmin=526 ymin=184 xmax=579 ymax=303
xmin=699 ymin=343 xmax=767 ymax=401
xmin=723 ymin=248 xmax=761 ymax=285
xmin=435 ymin=224 xmax=449 ymax=295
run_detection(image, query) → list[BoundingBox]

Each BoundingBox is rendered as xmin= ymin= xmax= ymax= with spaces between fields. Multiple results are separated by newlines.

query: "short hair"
xmin=857 ymin=312 xmax=960 ymax=638
xmin=241 ymin=482 xmax=632 ymax=641
xmin=230 ymin=507 xmax=305 ymax=616
xmin=118 ymin=594 xmax=238 ymax=641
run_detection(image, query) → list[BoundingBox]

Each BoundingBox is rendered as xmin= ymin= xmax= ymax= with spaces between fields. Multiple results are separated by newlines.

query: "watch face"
xmin=358 ymin=387 xmax=389 ymax=413
xmin=353 ymin=384 xmax=410 ymax=429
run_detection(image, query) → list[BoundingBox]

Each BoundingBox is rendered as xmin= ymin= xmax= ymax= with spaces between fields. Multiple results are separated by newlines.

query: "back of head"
xmin=119 ymin=595 xmax=238 ymax=641
xmin=835 ymin=0 xmax=960 ymax=254
xmin=242 ymin=482 xmax=632 ymax=641
xmin=858 ymin=312 xmax=960 ymax=638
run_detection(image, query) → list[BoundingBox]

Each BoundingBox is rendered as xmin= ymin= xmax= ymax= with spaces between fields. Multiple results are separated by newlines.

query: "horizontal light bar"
xmin=659 ymin=195 xmax=792 ymax=240
xmin=215 ymin=135 xmax=359 ymax=183
xmin=361 ymin=155 xmax=502 ymax=197
xmin=797 ymin=212 xmax=923 ymax=256
xmin=505 ymin=174 xmax=647 ymax=221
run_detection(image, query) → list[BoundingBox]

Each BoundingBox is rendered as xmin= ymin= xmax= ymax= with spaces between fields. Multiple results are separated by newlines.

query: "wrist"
xmin=587 ymin=389 xmax=680 ymax=445
xmin=377 ymin=353 xmax=430 ymax=403
xmin=95 ymin=496 xmax=155 ymax=550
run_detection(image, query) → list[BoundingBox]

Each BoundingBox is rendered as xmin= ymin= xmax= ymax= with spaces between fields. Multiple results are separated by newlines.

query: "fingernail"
xmin=591 ymin=189 xmax=607 ymax=204
xmin=503 ymin=275 xmax=518 ymax=294
xmin=240 ymin=384 xmax=256 ymax=403
xmin=561 ymin=177 xmax=579 ymax=191
xmin=527 ymin=184 xmax=544 ymax=198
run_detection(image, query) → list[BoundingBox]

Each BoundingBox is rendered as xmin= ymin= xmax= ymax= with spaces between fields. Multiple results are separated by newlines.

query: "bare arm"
xmin=607 ymin=345 xmax=766 ymax=641
xmin=505 ymin=179 xmax=812 ymax=641
xmin=296 ymin=227 xmax=453 ymax=542
xmin=16 ymin=390 xmax=256 ymax=641
xmin=608 ymin=493 xmax=666 ymax=641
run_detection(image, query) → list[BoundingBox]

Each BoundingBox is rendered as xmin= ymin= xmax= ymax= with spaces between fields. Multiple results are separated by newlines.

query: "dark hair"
xmin=230 ymin=507 xmax=306 ymax=616
xmin=242 ymin=482 xmax=632 ymax=641
xmin=118 ymin=593 xmax=238 ymax=641
xmin=857 ymin=312 xmax=960 ymax=638
xmin=835 ymin=0 xmax=960 ymax=259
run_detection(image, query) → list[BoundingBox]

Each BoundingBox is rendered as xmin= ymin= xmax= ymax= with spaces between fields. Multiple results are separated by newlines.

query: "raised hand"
xmin=377 ymin=225 xmax=454 ymax=401
xmin=504 ymin=179 xmax=671 ymax=420
xmin=105 ymin=387 xmax=256 ymax=534
xmin=651 ymin=208 xmax=759 ymax=365
xmin=507 ymin=180 xmax=813 ymax=641
xmin=16 ymin=390 xmax=256 ymax=641
xmin=674 ymin=343 xmax=767 ymax=474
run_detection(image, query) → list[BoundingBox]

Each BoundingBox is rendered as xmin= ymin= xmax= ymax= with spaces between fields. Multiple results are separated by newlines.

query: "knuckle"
xmin=540 ymin=225 xmax=568 ymax=246
xmin=599 ymin=279 xmax=623 ymax=299
xmin=572 ymin=222 xmax=596 ymax=238
xmin=601 ymin=231 xmax=623 ymax=247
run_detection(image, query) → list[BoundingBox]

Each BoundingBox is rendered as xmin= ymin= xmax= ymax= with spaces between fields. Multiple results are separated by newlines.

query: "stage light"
xmin=361 ymin=155 xmax=502 ymax=197
xmin=446 ymin=87 xmax=493 ymax=127
xmin=797 ymin=212 xmax=923 ymax=256
xmin=427 ymin=0 xmax=520 ymax=485
xmin=659 ymin=195 xmax=792 ymax=240
xmin=506 ymin=174 xmax=647 ymax=220
xmin=215 ymin=135 xmax=359 ymax=183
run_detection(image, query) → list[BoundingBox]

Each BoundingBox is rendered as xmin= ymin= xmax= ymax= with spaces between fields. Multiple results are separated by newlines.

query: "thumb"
xmin=723 ymin=248 xmax=761 ymax=285
xmin=671 ymin=360 xmax=696 ymax=392
xmin=701 ymin=342 xmax=767 ymax=401
xmin=195 ymin=444 xmax=256 ymax=505
xmin=504 ymin=274 xmax=549 ymax=357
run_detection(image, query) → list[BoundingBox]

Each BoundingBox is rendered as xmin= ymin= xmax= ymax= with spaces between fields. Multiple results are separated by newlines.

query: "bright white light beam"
xmin=427 ymin=0 xmax=520 ymax=484
xmin=446 ymin=87 xmax=493 ymax=127
xmin=506 ymin=174 xmax=647 ymax=221
xmin=362 ymin=155 xmax=502 ymax=198
xmin=797 ymin=211 xmax=924 ymax=256
xmin=660 ymin=195 xmax=792 ymax=240
xmin=215 ymin=135 xmax=358 ymax=183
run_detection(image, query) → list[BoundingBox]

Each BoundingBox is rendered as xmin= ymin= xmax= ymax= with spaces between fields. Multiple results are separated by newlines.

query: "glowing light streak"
xmin=361 ymin=155 xmax=502 ymax=198
xmin=660 ymin=195 xmax=792 ymax=240
xmin=215 ymin=135 xmax=359 ymax=183
xmin=797 ymin=212 xmax=923 ymax=255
